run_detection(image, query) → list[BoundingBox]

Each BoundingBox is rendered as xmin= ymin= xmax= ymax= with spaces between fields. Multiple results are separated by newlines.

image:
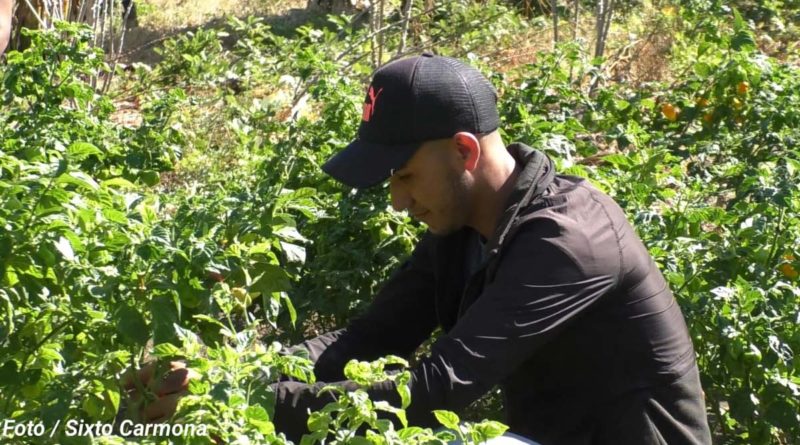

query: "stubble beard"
xmin=428 ymin=169 xmax=472 ymax=236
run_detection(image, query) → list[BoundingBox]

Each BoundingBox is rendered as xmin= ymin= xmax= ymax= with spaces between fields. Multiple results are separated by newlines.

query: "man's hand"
xmin=120 ymin=361 xmax=197 ymax=423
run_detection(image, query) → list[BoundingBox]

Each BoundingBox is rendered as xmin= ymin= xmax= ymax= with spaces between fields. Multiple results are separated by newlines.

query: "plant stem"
xmin=552 ymin=0 xmax=559 ymax=48
xmin=3 ymin=318 xmax=70 ymax=415
xmin=764 ymin=207 xmax=785 ymax=279
xmin=568 ymin=0 xmax=580 ymax=84
xmin=398 ymin=0 xmax=414 ymax=55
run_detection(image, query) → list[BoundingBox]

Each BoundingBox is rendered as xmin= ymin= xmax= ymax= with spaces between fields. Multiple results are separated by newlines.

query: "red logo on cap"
xmin=362 ymin=86 xmax=384 ymax=122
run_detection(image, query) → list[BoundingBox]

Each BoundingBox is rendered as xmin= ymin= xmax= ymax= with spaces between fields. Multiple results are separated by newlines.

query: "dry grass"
xmin=483 ymin=8 xmax=674 ymax=88
xmin=136 ymin=0 xmax=306 ymax=31
xmin=607 ymin=32 xmax=673 ymax=85
xmin=120 ymin=0 xmax=311 ymax=63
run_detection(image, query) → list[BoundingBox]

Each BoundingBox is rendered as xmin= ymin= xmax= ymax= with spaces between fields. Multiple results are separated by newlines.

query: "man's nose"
xmin=390 ymin=181 xmax=412 ymax=212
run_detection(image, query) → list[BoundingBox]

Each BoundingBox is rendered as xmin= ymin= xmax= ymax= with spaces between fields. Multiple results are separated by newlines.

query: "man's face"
xmin=388 ymin=139 xmax=473 ymax=235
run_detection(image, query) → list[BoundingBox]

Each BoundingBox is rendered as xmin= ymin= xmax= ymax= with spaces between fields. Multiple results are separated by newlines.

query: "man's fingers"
xmin=154 ymin=366 xmax=194 ymax=396
xmin=121 ymin=361 xmax=196 ymax=423
xmin=121 ymin=362 xmax=156 ymax=391
xmin=122 ymin=361 xmax=187 ymax=392
xmin=141 ymin=392 xmax=185 ymax=423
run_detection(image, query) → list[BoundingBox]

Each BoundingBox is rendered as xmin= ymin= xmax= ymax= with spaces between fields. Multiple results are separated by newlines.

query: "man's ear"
xmin=452 ymin=132 xmax=480 ymax=171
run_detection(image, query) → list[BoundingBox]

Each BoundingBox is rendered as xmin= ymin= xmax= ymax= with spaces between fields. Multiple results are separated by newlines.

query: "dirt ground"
xmin=121 ymin=0 xmax=311 ymax=64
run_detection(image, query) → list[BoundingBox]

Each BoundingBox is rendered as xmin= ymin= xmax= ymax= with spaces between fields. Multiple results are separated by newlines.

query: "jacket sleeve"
xmin=272 ymin=234 xmax=439 ymax=440
xmin=289 ymin=232 xmax=440 ymax=381
xmin=273 ymin=221 xmax=621 ymax=439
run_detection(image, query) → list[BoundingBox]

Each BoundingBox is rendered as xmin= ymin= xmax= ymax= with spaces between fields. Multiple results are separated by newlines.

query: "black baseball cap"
xmin=322 ymin=53 xmax=500 ymax=188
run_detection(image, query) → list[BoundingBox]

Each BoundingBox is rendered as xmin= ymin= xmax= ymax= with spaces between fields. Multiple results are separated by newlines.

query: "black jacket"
xmin=273 ymin=143 xmax=708 ymax=444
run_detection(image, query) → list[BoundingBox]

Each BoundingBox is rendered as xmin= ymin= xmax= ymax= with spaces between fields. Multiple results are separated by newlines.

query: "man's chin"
xmin=426 ymin=222 xmax=462 ymax=236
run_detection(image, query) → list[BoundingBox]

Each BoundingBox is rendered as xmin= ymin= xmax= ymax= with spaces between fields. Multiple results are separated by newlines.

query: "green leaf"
xmin=281 ymin=292 xmax=297 ymax=327
xmin=344 ymin=360 xmax=365 ymax=379
xmin=435 ymin=430 xmax=458 ymax=442
xmin=152 ymin=343 xmax=181 ymax=358
xmin=138 ymin=201 xmax=159 ymax=225
xmin=37 ymin=347 xmax=63 ymax=362
xmin=37 ymin=244 xmax=57 ymax=267
xmin=785 ymin=158 xmax=799 ymax=177
xmin=394 ymin=407 xmax=408 ymax=428
xmin=140 ymin=170 xmax=160 ymax=186
xmin=693 ymin=62 xmax=711 ymax=77
xmin=250 ymin=264 xmax=291 ymax=294
xmin=229 ymin=390 xmax=247 ymax=408
xmin=67 ymin=142 xmax=103 ymax=161
xmin=383 ymin=356 xmax=409 ymax=367
xmin=115 ymin=305 xmax=149 ymax=346
xmin=245 ymin=405 xmax=275 ymax=434
xmin=307 ymin=411 xmax=331 ymax=432
xmin=397 ymin=383 xmax=411 ymax=410
xmin=245 ymin=404 xmax=270 ymax=422
xmin=187 ymin=378 xmax=209 ymax=395
xmin=54 ymin=236 xmax=76 ymax=262
xmin=732 ymin=8 xmax=745 ymax=31
xmin=473 ymin=421 xmax=509 ymax=440
xmin=398 ymin=427 xmax=425 ymax=440
xmin=55 ymin=159 xmax=69 ymax=177
xmin=0 ymin=361 xmax=19 ymax=387
xmin=731 ymin=30 xmax=756 ymax=51
xmin=62 ymin=82 xmax=92 ymax=101
xmin=192 ymin=314 xmax=227 ymax=330
xmin=82 ymin=394 xmax=103 ymax=420
xmin=102 ymin=208 xmax=128 ymax=224
xmin=57 ymin=172 xmax=100 ymax=191
xmin=346 ymin=437 xmax=372 ymax=445
xmin=300 ymin=431 xmax=327 ymax=445
xmin=602 ymin=154 xmax=635 ymax=169
xmin=104 ymin=388 xmax=121 ymax=415
xmin=280 ymin=241 xmax=306 ymax=264
xmin=151 ymin=295 xmax=179 ymax=345
xmin=248 ymin=242 xmax=271 ymax=255
xmin=101 ymin=177 xmax=136 ymax=189
xmin=62 ymin=230 xmax=85 ymax=254
xmin=613 ymin=99 xmax=630 ymax=111
xmin=274 ymin=225 xmax=308 ymax=243
xmin=433 ymin=410 xmax=460 ymax=431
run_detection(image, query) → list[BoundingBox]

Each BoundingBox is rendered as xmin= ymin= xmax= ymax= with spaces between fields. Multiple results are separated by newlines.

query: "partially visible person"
xmin=0 ymin=0 xmax=12 ymax=57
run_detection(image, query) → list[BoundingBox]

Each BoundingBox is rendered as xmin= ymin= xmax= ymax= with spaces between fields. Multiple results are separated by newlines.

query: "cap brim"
xmin=322 ymin=139 xmax=420 ymax=189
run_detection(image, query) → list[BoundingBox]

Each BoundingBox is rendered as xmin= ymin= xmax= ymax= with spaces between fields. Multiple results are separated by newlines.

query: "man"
xmin=131 ymin=54 xmax=712 ymax=444
xmin=0 ymin=0 xmax=11 ymax=57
